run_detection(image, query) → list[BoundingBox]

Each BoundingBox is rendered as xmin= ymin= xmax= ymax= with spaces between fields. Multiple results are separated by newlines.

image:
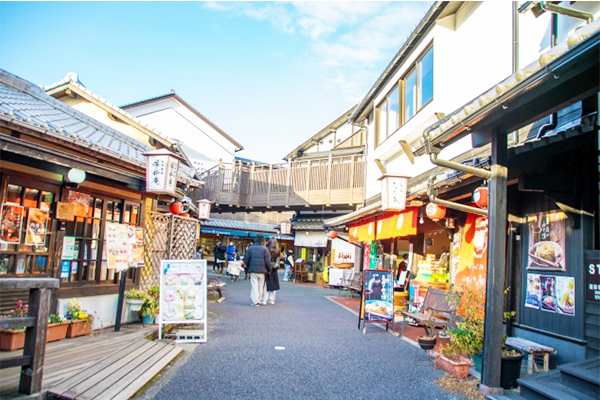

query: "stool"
xmin=504 ymin=337 xmax=556 ymax=374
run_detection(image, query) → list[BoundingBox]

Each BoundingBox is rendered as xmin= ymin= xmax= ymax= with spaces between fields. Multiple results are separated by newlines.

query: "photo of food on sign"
xmin=540 ymin=275 xmax=557 ymax=312
xmin=527 ymin=211 xmax=566 ymax=271
xmin=556 ymin=276 xmax=575 ymax=316
xmin=162 ymin=281 xmax=204 ymax=321
xmin=25 ymin=208 xmax=48 ymax=245
xmin=525 ymin=273 xmax=542 ymax=309
xmin=0 ymin=203 xmax=24 ymax=244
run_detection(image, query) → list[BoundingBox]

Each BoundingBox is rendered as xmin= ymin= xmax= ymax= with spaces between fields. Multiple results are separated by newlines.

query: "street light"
xmin=197 ymin=199 xmax=212 ymax=220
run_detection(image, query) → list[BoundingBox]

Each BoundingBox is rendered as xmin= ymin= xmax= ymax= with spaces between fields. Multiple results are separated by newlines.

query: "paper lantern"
xmin=180 ymin=213 xmax=190 ymax=218
xmin=143 ymin=149 xmax=183 ymax=195
xmin=328 ymin=230 xmax=338 ymax=239
xmin=169 ymin=202 xmax=184 ymax=215
xmin=426 ymin=203 xmax=446 ymax=221
xmin=473 ymin=187 xmax=489 ymax=209
xmin=280 ymin=220 xmax=292 ymax=235
xmin=197 ymin=199 xmax=212 ymax=220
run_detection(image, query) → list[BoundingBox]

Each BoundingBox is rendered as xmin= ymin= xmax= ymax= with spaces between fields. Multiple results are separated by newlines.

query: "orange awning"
xmin=349 ymin=208 xmax=417 ymax=242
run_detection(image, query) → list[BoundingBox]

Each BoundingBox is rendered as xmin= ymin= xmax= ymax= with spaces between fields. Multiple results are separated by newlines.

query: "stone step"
xmin=557 ymin=357 xmax=600 ymax=399
xmin=486 ymin=394 xmax=527 ymax=400
xmin=518 ymin=370 xmax=597 ymax=400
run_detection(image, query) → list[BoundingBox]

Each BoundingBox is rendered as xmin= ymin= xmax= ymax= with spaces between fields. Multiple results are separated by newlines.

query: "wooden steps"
xmin=0 ymin=324 xmax=183 ymax=400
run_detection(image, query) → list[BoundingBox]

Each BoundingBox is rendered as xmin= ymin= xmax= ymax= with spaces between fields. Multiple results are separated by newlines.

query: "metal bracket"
xmin=427 ymin=177 xmax=488 ymax=217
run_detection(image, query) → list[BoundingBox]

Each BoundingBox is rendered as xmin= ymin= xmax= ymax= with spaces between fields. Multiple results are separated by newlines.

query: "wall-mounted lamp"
xmin=65 ymin=168 xmax=86 ymax=188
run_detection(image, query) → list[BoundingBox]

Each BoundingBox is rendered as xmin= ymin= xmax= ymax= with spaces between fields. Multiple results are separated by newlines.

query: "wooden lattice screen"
xmin=141 ymin=212 xmax=198 ymax=291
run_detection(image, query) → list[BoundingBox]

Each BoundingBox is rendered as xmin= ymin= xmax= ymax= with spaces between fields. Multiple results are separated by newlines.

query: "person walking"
xmin=225 ymin=240 xmax=236 ymax=276
xmin=262 ymin=238 xmax=280 ymax=305
xmin=243 ymin=235 xmax=271 ymax=307
xmin=282 ymin=248 xmax=294 ymax=281
xmin=213 ymin=241 xmax=226 ymax=274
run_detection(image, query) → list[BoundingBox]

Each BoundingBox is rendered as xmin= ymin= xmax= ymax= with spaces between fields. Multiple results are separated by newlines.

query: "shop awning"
xmin=348 ymin=208 xmax=418 ymax=243
xmin=294 ymin=231 xmax=328 ymax=247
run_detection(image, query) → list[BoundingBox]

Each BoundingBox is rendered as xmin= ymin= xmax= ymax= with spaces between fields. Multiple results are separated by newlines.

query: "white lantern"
xmin=197 ymin=199 xmax=212 ymax=220
xmin=378 ymin=174 xmax=409 ymax=212
xmin=280 ymin=220 xmax=292 ymax=235
xmin=143 ymin=149 xmax=183 ymax=195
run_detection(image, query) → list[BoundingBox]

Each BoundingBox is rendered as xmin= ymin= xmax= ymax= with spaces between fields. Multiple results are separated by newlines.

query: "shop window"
xmin=6 ymin=184 xmax=23 ymax=204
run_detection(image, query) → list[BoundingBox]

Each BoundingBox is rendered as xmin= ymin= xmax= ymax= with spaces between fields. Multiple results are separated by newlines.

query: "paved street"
xmin=137 ymin=271 xmax=459 ymax=400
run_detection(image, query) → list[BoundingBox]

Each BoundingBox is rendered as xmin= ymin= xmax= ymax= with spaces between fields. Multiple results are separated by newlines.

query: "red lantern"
xmin=426 ymin=203 xmax=446 ymax=221
xmin=169 ymin=202 xmax=184 ymax=215
xmin=473 ymin=187 xmax=488 ymax=209
xmin=328 ymin=230 xmax=338 ymax=239
xmin=180 ymin=213 xmax=190 ymax=218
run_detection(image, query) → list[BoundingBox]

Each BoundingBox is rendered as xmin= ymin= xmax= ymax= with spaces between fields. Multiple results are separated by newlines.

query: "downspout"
xmin=537 ymin=12 xmax=559 ymax=139
xmin=539 ymin=1 xmax=594 ymax=23
xmin=351 ymin=120 xmax=369 ymax=208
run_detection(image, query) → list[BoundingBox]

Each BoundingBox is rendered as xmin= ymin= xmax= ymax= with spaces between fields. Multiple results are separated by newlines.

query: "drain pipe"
xmin=539 ymin=1 xmax=594 ymax=23
xmin=428 ymin=176 xmax=488 ymax=217
xmin=351 ymin=121 xmax=369 ymax=208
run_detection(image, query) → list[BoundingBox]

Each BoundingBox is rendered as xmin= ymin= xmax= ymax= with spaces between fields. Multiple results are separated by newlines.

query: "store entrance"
xmin=304 ymin=247 xmax=324 ymax=283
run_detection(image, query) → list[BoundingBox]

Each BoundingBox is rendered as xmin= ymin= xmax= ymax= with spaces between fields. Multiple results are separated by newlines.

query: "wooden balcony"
xmin=201 ymin=155 xmax=364 ymax=211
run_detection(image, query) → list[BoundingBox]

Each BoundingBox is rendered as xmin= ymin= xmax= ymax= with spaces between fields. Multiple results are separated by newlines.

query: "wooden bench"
xmin=340 ymin=272 xmax=362 ymax=299
xmin=505 ymin=337 xmax=557 ymax=375
xmin=397 ymin=287 xmax=456 ymax=337
xmin=207 ymin=277 xmax=225 ymax=301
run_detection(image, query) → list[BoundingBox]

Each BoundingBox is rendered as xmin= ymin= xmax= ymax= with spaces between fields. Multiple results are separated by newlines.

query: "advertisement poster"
xmin=127 ymin=226 xmax=145 ymax=268
xmin=540 ymin=275 xmax=557 ymax=313
xmin=68 ymin=191 xmax=90 ymax=217
xmin=1 ymin=203 xmax=24 ymax=244
xmin=105 ymin=222 xmax=129 ymax=271
xmin=60 ymin=260 xmax=70 ymax=279
xmin=454 ymin=213 xmax=488 ymax=293
xmin=24 ymin=208 xmax=48 ymax=245
xmin=62 ymin=236 xmax=77 ymax=260
xmin=363 ymin=269 xmax=394 ymax=322
xmin=159 ymin=259 xmax=207 ymax=343
xmin=525 ymin=273 xmax=541 ymax=309
xmin=556 ymin=276 xmax=575 ymax=316
xmin=527 ymin=211 xmax=566 ymax=271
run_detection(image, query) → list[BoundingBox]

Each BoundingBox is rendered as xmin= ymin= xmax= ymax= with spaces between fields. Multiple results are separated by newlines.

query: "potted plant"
xmin=47 ymin=313 xmax=69 ymax=342
xmin=0 ymin=300 xmax=27 ymax=351
xmin=65 ymin=298 xmax=95 ymax=338
xmin=500 ymin=310 xmax=525 ymax=390
xmin=139 ymin=286 xmax=159 ymax=325
xmin=124 ymin=289 xmax=147 ymax=312
xmin=417 ymin=335 xmax=437 ymax=351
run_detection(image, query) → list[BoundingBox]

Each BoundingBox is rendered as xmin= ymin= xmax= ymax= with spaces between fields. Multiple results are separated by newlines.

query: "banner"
xmin=454 ymin=213 xmax=488 ymax=293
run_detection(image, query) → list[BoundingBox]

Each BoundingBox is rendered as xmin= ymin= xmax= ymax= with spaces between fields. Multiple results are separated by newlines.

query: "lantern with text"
xmin=280 ymin=220 xmax=292 ymax=235
xmin=143 ymin=149 xmax=183 ymax=195
xmin=473 ymin=186 xmax=488 ymax=209
xmin=378 ymin=174 xmax=409 ymax=212
xmin=197 ymin=199 xmax=212 ymax=220
xmin=426 ymin=203 xmax=446 ymax=221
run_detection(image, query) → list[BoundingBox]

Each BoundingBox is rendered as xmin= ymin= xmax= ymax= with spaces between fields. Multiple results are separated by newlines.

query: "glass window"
xmin=6 ymin=184 xmax=23 ymax=204
xmin=388 ymin=86 xmax=399 ymax=134
xmin=419 ymin=47 xmax=434 ymax=108
xmin=404 ymin=69 xmax=416 ymax=121
xmin=23 ymin=188 xmax=39 ymax=208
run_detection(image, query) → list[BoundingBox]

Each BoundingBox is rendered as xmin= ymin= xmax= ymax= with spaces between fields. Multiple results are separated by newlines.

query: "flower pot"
xmin=472 ymin=353 xmax=483 ymax=373
xmin=418 ymin=336 xmax=437 ymax=351
xmin=434 ymin=354 xmax=471 ymax=379
xmin=47 ymin=322 xmax=69 ymax=342
xmin=501 ymin=348 xmax=525 ymax=389
xmin=0 ymin=329 xmax=25 ymax=351
xmin=125 ymin=299 xmax=144 ymax=312
xmin=66 ymin=320 xmax=92 ymax=338
xmin=141 ymin=314 xmax=155 ymax=325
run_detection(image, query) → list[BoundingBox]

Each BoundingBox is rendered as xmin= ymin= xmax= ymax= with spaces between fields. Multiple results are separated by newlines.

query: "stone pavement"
xmin=135 ymin=271 xmax=461 ymax=400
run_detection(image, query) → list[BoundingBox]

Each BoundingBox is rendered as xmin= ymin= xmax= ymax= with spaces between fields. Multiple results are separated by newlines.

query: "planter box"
xmin=0 ymin=329 xmax=25 ymax=351
xmin=47 ymin=322 xmax=69 ymax=342
xmin=66 ymin=320 xmax=92 ymax=338
xmin=434 ymin=354 xmax=471 ymax=378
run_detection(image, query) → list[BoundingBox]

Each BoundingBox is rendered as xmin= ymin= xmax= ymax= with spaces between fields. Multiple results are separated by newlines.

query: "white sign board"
xmin=294 ymin=231 xmax=328 ymax=248
xmin=331 ymin=237 xmax=356 ymax=264
xmin=159 ymin=259 xmax=207 ymax=343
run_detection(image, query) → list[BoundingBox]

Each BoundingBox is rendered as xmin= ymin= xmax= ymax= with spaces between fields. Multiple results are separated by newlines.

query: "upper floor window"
xmin=375 ymin=45 xmax=433 ymax=148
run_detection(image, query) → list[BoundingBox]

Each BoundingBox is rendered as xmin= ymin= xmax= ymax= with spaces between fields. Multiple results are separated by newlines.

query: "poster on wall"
xmin=0 ymin=203 xmax=24 ymax=244
xmin=105 ymin=222 xmax=129 ymax=271
xmin=127 ymin=226 xmax=145 ymax=267
xmin=525 ymin=273 xmax=541 ymax=309
xmin=61 ymin=236 xmax=77 ymax=260
xmin=159 ymin=259 xmax=207 ymax=343
xmin=60 ymin=260 xmax=70 ymax=279
xmin=67 ymin=191 xmax=90 ymax=217
xmin=540 ymin=275 xmax=557 ymax=312
xmin=556 ymin=276 xmax=575 ymax=316
xmin=24 ymin=208 xmax=48 ymax=245
xmin=363 ymin=269 xmax=394 ymax=323
xmin=527 ymin=211 xmax=566 ymax=271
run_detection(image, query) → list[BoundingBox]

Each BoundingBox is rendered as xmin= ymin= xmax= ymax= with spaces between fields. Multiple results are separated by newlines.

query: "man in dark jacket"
xmin=213 ymin=241 xmax=226 ymax=274
xmin=243 ymin=234 xmax=271 ymax=307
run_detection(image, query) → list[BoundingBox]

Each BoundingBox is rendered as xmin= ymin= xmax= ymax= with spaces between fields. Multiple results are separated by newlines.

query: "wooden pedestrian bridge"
xmin=200 ymin=155 xmax=365 ymax=212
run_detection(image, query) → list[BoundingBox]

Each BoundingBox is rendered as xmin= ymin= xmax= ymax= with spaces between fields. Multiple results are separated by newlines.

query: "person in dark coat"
xmin=243 ymin=235 xmax=271 ymax=307
xmin=213 ymin=241 xmax=226 ymax=274
xmin=262 ymin=238 xmax=280 ymax=305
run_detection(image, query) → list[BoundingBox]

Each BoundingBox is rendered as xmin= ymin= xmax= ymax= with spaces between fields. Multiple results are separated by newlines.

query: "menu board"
xmin=0 ymin=203 xmax=24 ymax=244
xmin=527 ymin=211 xmax=566 ymax=271
xmin=159 ymin=259 xmax=207 ymax=342
xmin=363 ymin=269 xmax=394 ymax=323
xmin=105 ymin=222 xmax=129 ymax=271
xmin=585 ymin=252 xmax=600 ymax=303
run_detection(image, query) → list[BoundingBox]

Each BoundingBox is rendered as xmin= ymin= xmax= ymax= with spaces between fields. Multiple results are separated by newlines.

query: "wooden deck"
xmin=0 ymin=324 xmax=183 ymax=400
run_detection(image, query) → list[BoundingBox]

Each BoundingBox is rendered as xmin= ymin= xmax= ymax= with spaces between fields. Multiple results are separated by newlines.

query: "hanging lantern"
xmin=169 ymin=202 xmax=184 ymax=215
xmin=426 ymin=203 xmax=446 ymax=221
xmin=473 ymin=186 xmax=489 ymax=209
xmin=328 ymin=230 xmax=338 ymax=239
xmin=143 ymin=149 xmax=183 ymax=195
xmin=378 ymin=174 xmax=409 ymax=212
xmin=197 ymin=199 xmax=212 ymax=220
xmin=280 ymin=220 xmax=292 ymax=235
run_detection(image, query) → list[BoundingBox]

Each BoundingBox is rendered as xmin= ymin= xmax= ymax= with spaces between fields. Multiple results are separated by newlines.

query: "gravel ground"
xmin=135 ymin=271 xmax=461 ymax=400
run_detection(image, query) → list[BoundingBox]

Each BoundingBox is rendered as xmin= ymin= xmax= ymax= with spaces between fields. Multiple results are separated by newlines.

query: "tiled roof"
xmin=292 ymin=219 xmax=326 ymax=231
xmin=201 ymin=218 xmax=278 ymax=233
xmin=0 ymin=69 xmax=150 ymax=166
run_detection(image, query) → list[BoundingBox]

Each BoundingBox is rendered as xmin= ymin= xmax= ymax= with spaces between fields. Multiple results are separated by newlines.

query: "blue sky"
xmin=0 ymin=1 xmax=431 ymax=164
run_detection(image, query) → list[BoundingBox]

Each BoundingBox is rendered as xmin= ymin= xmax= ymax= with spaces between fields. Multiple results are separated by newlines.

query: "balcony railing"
xmin=201 ymin=155 xmax=364 ymax=208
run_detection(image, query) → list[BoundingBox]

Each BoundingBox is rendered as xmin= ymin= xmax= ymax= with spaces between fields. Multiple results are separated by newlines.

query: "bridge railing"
xmin=201 ymin=155 xmax=364 ymax=208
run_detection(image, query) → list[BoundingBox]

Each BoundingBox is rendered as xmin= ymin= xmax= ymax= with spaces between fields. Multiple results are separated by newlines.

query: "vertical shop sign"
xmin=586 ymin=252 xmax=600 ymax=303
xmin=159 ymin=259 xmax=207 ymax=343
xmin=363 ymin=269 xmax=394 ymax=323
xmin=363 ymin=242 xmax=370 ymax=270
xmin=369 ymin=240 xmax=378 ymax=270
xmin=527 ymin=211 xmax=566 ymax=271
